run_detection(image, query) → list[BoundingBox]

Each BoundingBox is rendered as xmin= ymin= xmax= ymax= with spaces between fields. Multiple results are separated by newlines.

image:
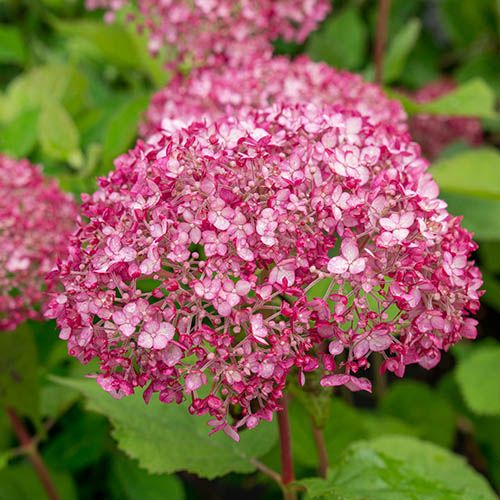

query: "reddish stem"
xmin=277 ymin=397 xmax=296 ymax=500
xmin=312 ymin=425 xmax=329 ymax=479
xmin=374 ymin=0 xmax=392 ymax=84
xmin=6 ymin=409 xmax=60 ymax=500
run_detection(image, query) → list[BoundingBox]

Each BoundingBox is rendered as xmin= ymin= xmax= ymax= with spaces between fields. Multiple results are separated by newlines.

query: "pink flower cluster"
xmin=141 ymin=55 xmax=407 ymax=138
xmin=0 ymin=155 xmax=77 ymax=331
xmin=47 ymin=103 xmax=481 ymax=437
xmin=410 ymin=79 xmax=483 ymax=159
xmin=86 ymin=0 xmax=330 ymax=67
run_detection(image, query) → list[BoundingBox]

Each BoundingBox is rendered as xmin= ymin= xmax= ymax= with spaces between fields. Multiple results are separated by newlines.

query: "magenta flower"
xmin=142 ymin=55 xmax=407 ymax=138
xmin=47 ymin=103 xmax=481 ymax=438
xmin=0 ymin=155 xmax=77 ymax=331
xmin=86 ymin=0 xmax=330 ymax=67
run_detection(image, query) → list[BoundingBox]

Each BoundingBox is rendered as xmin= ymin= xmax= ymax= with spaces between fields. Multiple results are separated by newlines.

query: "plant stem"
xmin=374 ymin=0 xmax=392 ymax=84
xmin=372 ymin=353 xmax=387 ymax=400
xmin=250 ymin=458 xmax=283 ymax=486
xmin=312 ymin=425 xmax=329 ymax=479
xmin=6 ymin=408 xmax=60 ymax=500
xmin=277 ymin=397 xmax=296 ymax=500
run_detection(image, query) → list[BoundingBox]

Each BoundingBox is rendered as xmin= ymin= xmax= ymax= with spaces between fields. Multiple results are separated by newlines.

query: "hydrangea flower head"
xmin=0 ymin=155 xmax=77 ymax=331
xmin=142 ymin=55 xmax=407 ymax=138
xmin=409 ymin=79 xmax=483 ymax=159
xmin=86 ymin=0 xmax=330 ymax=67
xmin=47 ymin=103 xmax=481 ymax=438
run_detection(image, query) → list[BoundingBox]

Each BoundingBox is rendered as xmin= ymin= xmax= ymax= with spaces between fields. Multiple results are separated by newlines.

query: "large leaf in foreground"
xmin=300 ymin=436 xmax=496 ymax=499
xmin=52 ymin=377 xmax=277 ymax=479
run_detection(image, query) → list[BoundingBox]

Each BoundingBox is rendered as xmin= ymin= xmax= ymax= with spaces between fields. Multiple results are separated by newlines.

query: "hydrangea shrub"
xmin=86 ymin=0 xmax=330 ymax=67
xmin=47 ymin=103 xmax=482 ymax=438
xmin=0 ymin=155 xmax=77 ymax=331
xmin=141 ymin=55 xmax=407 ymax=138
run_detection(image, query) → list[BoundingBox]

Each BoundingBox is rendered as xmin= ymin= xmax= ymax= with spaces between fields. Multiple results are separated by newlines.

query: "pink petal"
xmin=119 ymin=324 xmax=136 ymax=337
xmin=327 ymin=256 xmax=349 ymax=274
xmin=320 ymin=374 xmax=351 ymax=387
xmin=393 ymin=228 xmax=410 ymax=241
xmin=400 ymin=212 xmax=415 ymax=228
xmin=353 ymin=339 xmax=369 ymax=358
xmin=349 ymin=258 xmax=366 ymax=274
xmin=163 ymin=344 xmax=183 ymax=367
xmin=369 ymin=333 xmax=392 ymax=352
xmin=236 ymin=279 xmax=251 ymax=295
xmin=153 ymin=334 xmax=169 ymax=350
xmin=345 ymin=377 xmax=372 ymax=392
xmin=341 ymin=239 xmax=359 ymax=262
xmin=379 ymin=217 xmax=397 ymax=231
xmin=138 ymin=332 xmax=153 ymax=349
xmin=329 ymin=339 xmax=344 ymax=355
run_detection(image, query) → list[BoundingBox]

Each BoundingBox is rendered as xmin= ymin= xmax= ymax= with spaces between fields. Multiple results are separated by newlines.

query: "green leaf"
xmin=438 ymin=0 xmax=497 ymax=48
xmin=44 ymin=412 xmax=108 ymax=471
xmin=0 ymin=452 xmax=10 ymax=472
xmin=77 ymin=94 xmax=129 ymax=149
xmin=307 ymin=7 xmax=367 ymax=70
xmin=0 ymin=25 xmax=27 ymax=65
xmin=289 ymin=398 xmax=416 ymax=470
xmin=474 ymin=415 xmax=500 ymax=490
xmin=40 ymin=382 xmax=79 ymax=420
xmin=392 ymin=79 xmax=496 ymax=123
xmin=398 ymin=36 xmax=441 ymax=89
xmin=456 ymin=344 xmax=500 ymax=416
xmin=479 ymin=242 xmax=500 ymax=273
xmin=439 ymin=191 xmax=500 ymax=241
xmin=300 ymin=436 xmax=496 ymax=499
xmin=288 ymin=375 xmax=333 ymax=429
xmin=1 ymin=64 xmax=88 ymax=122
xmin=100 ymin=94 xmax=150 ymax=175
xmin=482 ymin=272 xmax=500 ymax=312
xmin=52 ymin=19 xmax=142 ymax=70
xmin=379 ymin=380 xmax=456 ymax=447
xmin=383 ymin=18 xmax=421 ymax=84
xmin=109 ymin=455 xmax=185 ymax=500
xmin=431 ymin=149 xmax=500 ymax=201
xmin=0 ymin=109 xmax=39 ymax=158
xmin=38 ymin=100 xmax=82 ymax=168
xmin=0 ymin=325 xmax=38 ymax=419
xmin=51 ymin=377 xmax=277 ymax=479
xmin=0 ymin=464 xmax=77 ymax=500
xmin=455 ymin=54 xmax=500 ymax=98
xmin=415 ymin=79 xmax=496 ymax=118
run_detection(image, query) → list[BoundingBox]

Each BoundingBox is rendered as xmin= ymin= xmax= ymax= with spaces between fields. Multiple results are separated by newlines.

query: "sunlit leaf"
xmin=52 ymin=377 xmax=277 ymax=479
xmin=300 ymin=436 xmax=496 ymax=499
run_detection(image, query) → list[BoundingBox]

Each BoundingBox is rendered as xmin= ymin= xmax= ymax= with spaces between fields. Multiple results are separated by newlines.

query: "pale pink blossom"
xmin=328 ymin=240 xmax=366 ymax=275
xmin=379 ymin=212 xmax=415 ymax=246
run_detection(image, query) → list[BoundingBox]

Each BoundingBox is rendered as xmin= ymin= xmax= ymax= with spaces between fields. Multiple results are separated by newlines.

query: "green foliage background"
xmin=0 ymin=0 xmax=499 ymax=498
